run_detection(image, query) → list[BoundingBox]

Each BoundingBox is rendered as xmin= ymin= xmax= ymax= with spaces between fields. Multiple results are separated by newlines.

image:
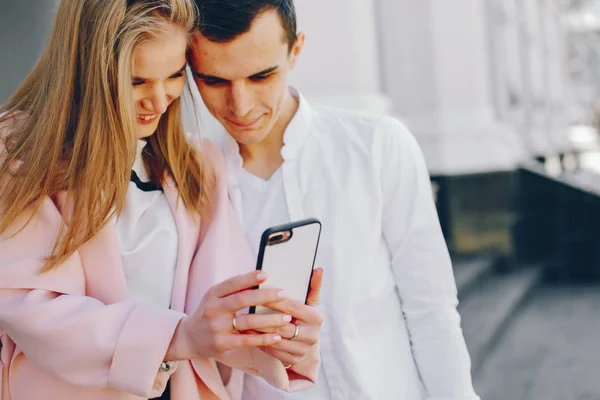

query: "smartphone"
xmin=249 ymin=218 xmax=322 ymax=314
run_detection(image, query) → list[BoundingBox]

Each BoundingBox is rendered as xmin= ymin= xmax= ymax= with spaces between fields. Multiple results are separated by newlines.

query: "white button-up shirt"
xmin=193 ymin=88 xmax=480 ymax=400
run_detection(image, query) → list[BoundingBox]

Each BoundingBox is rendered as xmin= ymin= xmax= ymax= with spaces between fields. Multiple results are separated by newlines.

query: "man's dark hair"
xmin=194 ymin=0 xmax=297 ymax=51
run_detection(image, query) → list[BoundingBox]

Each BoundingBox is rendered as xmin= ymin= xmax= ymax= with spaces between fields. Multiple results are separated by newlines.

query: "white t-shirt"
xmin=114 ymin=140 xmax=178 ymax=309
xmin=236 ymin=164 xmax=331 ymax=400
xmin=237 ymin=167 xmax=290 ymax=255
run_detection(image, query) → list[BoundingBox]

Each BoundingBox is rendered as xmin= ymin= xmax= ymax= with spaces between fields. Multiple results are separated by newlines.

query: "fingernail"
xmin=282 ymin=315 xmax=292 ymax=322
xmin=277 ymin=290 xmax=287 ymax=299
xmin=256 ymin=272 xmax=267 ymax=280
xmin=274 ymin=335 xmax=282 ymax=342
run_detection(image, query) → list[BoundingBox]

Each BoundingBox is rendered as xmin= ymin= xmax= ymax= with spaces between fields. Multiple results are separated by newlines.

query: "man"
xmin=186 ymin=1 xmax=480 ymax=399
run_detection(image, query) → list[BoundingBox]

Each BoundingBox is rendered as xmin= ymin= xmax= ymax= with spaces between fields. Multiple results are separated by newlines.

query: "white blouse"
xmin=114 ymin=140 xmax=178 ymax=309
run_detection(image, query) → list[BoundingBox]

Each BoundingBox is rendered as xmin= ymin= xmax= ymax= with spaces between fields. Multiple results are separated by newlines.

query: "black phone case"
xmin=249 ymin=218 xmax=322 ymax=314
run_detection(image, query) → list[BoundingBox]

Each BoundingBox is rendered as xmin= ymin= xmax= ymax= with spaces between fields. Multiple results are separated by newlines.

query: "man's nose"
xmin=228 ymin=82 xmax=255 ymax=118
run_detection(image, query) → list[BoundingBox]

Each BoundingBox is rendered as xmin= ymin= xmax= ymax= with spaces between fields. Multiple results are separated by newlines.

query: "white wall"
xmin=289 ymin=0 xmax=391 ymax=115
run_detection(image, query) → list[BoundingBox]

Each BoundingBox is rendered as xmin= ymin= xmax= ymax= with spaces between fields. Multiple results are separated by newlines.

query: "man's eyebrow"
xmin=132 ymin=63 xmax=187 ymax=81
xmin=248 ymin=66 xmax=279 ymax=78
xmin=192 ymin=71 xmax=227 ymax=81
xmin=191 ymin=66 xmax=279 ymax=82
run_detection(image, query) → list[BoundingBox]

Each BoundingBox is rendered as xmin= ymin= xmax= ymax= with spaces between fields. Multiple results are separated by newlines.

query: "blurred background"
xmin=2 ymin=0 xmax=600 ymax=398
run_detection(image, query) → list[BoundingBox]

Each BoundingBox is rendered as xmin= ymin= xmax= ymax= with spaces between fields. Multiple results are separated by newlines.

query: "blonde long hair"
xmin=0 ymin=0 xmax=211 ymax=272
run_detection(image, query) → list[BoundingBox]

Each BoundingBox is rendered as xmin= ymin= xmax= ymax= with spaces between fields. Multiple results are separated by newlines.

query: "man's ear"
xmin=289 ymin=32 xmax=305 ymax=69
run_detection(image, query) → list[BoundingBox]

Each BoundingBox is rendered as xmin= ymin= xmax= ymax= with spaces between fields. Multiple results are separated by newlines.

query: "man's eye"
xmin=252 ymin=75 xmax=270 ymax=82
xmin=203 ymin=79 xmax=224 ymax=86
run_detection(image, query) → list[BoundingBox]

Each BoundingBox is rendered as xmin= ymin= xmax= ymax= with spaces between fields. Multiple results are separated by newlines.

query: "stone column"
xmin=541 ymin=0 xmax=572 ymax=154
xmin=376 ymin=0 xmax=528 ymax=175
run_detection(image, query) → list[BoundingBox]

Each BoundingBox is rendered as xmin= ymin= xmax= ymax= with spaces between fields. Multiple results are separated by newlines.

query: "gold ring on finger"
xmin=290 ymin=324 xmax=300 ymax=341
xmin=232 ymin=315 xmax=238 ymax=331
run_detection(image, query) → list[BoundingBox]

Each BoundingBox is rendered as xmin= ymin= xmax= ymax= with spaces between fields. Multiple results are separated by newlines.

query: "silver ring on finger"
xmin=232 ymin=315 xmax=238 ymax=331
xmin=290 ymin=324 xmax=300 ymax=341
xmin=283 ymin=363 xmax=292 ymax=369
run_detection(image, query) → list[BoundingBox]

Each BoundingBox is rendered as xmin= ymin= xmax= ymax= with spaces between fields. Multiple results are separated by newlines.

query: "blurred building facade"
xmin=2 ymin=0 xmax=598 ymax=263
xmin=291 ymin=0 xmax=583 ymax=259
xmin=294 ymin=0 xmax=571 ymax=172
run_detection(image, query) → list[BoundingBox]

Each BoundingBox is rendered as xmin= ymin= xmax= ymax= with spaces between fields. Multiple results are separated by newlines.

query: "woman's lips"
xmin=137 ymin=114 xmax=158 ymax=125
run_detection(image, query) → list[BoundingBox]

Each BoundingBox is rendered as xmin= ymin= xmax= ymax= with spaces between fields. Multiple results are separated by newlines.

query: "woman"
xmin=0 ymin=0 xmax=323 ymax=399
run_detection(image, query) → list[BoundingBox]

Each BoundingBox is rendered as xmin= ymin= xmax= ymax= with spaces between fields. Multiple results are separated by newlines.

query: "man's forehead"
xmin=190 ymin=34 xmax=287 ymax=79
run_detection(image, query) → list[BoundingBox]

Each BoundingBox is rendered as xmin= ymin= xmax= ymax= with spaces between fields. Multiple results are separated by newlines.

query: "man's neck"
xmin=239 ymin=91 xmax=299 ymax=180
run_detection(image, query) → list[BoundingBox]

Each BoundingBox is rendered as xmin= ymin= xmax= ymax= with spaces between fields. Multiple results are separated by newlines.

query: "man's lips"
xmin=227 ymin=115 xmax=262 ymax=128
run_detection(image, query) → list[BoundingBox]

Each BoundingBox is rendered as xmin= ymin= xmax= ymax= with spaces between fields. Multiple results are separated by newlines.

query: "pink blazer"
xmin=0 ymin=139 xmax=319 ymax=400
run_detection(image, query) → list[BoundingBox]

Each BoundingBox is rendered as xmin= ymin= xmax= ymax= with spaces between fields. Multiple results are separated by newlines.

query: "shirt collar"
xmin=280 ymin=87 xmax=312 ymax=161
xmin=132 ymin=139 xmax=150 ymax=182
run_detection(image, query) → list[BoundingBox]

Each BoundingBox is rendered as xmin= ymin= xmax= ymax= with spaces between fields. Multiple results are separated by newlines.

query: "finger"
xmin=306 ymin=268 xmax=323 ymax=306
xmin=252 ymin=323 xmax=297 ymax=338
xmin=280 ymin=324 xmax=319 ymax=344
xmin=234 ymin=313 xmax=293 ymax=332
xmin=219 ymin=288 xmax=285 ymax=314
xmin=263 ymin=299 xmax=324 ymax=325
xmin=267 ymin=338 xmax=311 ymax=357
xmin=207 ymin=315 xmax=291 ymax=334
xmin=209 ymin=271 xmax=269 ymax=298
xmin=260 ymin=346 xmax=306 ymax=367
xmin=216 ymin=332 xmax=282 ymax=353
xmin=260 ymin=347 xmax=297 ymax=366
xmin=252 ymin=323 xmax=320 ymax=346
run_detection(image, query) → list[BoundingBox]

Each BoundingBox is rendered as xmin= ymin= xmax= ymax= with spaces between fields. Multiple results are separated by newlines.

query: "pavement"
xmin=474 ymin=284 xmax=600 ymax=400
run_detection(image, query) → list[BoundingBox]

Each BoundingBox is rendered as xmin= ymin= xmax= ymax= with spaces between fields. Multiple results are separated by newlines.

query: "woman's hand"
xmin=258 ymin=268 xmax=324 ymax=368
xmin=166 ymin=271 xmax=295 ymax=361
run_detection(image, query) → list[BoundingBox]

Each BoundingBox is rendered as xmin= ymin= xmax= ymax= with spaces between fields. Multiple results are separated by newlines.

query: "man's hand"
xmin=259 ymin=268 xmax=324 ymax=367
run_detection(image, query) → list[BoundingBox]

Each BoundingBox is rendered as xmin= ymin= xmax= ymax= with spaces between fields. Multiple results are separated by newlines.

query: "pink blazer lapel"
xmin=182 ymin=158 xmax=254 ymax=400
xmin=77 ymin=222 xmax=129 ymax=304
xmin=163 ymin=179 xmax=201 ymax=313
xmin=54 ymin=192 xmax=129 ymax=304
xmin=163 ymin=179 xmax=231 ymax=400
